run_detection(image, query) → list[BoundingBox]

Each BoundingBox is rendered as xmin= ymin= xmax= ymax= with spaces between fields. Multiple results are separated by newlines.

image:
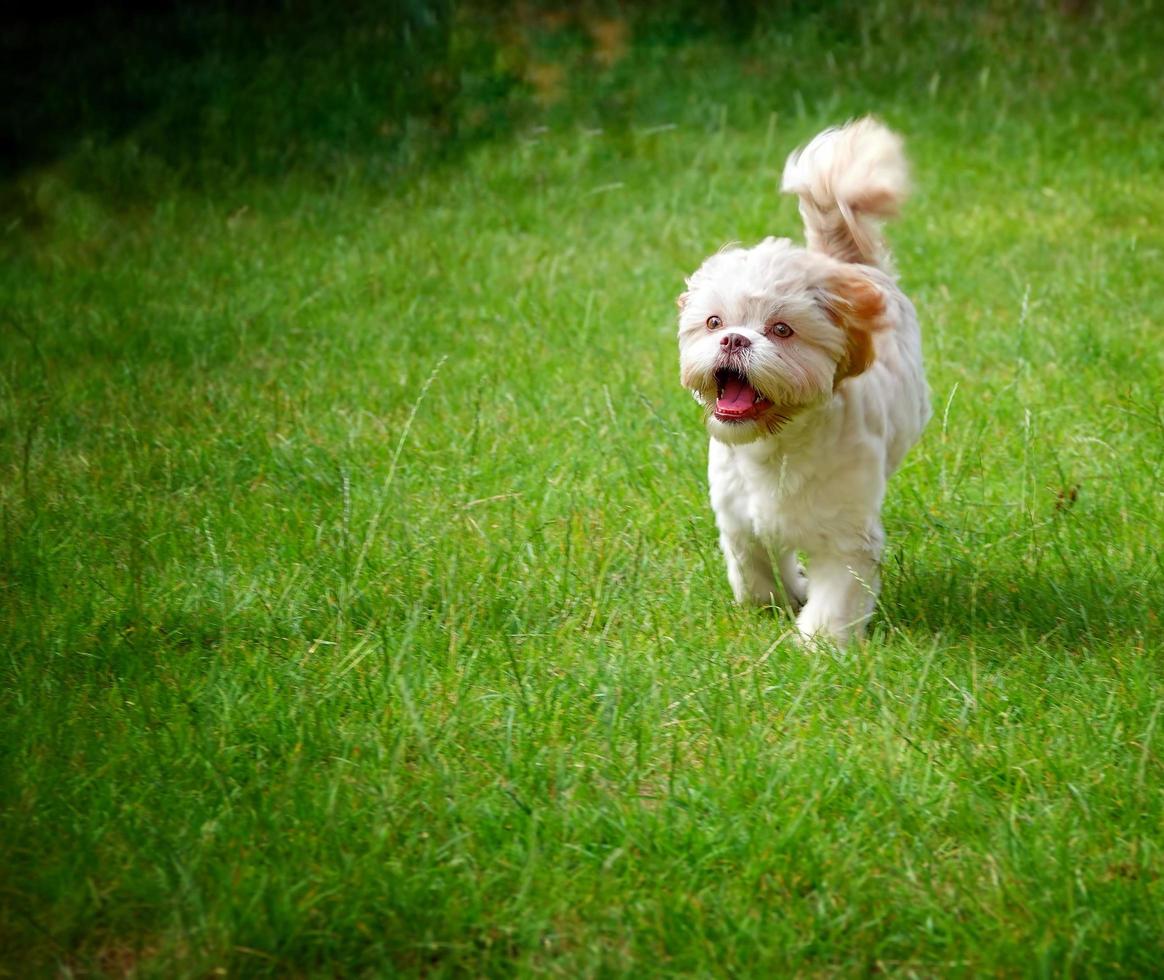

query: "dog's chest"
xmin=739 ymin=454 xmax=818 ymax=542
xmin=709 ymin=440 xmax=837 ymax=544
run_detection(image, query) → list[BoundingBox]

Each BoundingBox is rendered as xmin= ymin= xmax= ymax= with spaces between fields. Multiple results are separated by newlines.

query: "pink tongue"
xmin=717 ymin=375 xmax=758 ymax=414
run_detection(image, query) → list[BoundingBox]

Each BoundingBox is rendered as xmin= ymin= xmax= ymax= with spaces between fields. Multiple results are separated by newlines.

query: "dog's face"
xmin=677 ymin=237 xmax=885 ymax=445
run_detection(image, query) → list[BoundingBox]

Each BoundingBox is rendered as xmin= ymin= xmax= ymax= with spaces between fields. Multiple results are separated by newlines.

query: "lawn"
xmin=2 ymin=2 xmax=1163 ymax=974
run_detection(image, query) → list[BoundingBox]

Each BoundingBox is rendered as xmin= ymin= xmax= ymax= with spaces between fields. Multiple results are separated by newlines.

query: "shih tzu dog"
xmin=677 ymin=118 xmax=930 ymax=643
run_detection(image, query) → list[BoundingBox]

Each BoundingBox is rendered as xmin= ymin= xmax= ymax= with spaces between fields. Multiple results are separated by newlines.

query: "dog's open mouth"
xmin=714 ymin=367 xmax=772 ymax=422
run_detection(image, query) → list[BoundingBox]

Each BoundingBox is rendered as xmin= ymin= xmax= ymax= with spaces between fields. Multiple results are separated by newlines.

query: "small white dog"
xmin=677 ymin=118 xmax=930 ymax=643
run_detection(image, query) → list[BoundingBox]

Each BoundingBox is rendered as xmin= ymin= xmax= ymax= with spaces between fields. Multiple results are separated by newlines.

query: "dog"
xmin=676 ymin=118 xmax=930 ymax=643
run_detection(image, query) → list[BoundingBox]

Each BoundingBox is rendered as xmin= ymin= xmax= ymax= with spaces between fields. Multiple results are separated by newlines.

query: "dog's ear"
xmin=676 ymin=290 xmax=690 ymax=311
xmin=815 ymin=269 xmax=887 ymax=385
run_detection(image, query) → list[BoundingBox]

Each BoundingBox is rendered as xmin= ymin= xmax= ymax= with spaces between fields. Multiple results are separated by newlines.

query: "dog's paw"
xmin=795 ymin=600 xmax=843 ymax=645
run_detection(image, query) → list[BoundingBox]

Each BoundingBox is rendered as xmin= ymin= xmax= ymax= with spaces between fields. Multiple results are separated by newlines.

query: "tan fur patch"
xmin=822 ymin=271 xmax=886 ymax=386
xmin=837 ymin=326 xmax=876 ymax=385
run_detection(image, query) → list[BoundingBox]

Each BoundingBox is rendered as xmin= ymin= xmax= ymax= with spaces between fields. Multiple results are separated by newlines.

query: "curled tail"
xmin=781 ymin=117 xmax=909 ymax=271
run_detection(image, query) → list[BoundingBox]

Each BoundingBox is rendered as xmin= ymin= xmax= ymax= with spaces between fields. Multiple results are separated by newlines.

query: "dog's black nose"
xmin=720 ymin=333 xmax=751 ymax=352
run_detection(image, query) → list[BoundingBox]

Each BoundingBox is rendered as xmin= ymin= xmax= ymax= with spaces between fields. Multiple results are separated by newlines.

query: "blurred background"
xmin=5 ymin=0 xmax=1149 ymax=193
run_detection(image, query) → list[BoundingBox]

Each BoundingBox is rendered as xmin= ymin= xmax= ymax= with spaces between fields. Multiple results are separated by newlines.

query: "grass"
xmin=2 ymin=2 xmax=1164 ymax=974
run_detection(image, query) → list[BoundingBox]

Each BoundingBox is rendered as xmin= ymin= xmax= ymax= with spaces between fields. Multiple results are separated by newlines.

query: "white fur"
xmin=677 ymin=118 xmax=930 ymax=644
xmin=781 ymin=116 xmax=909 ymax=269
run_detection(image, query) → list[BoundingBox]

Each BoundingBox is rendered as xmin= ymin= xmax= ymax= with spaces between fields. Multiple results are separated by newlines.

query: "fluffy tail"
xmin=780 ymin=117 xmax=909 ymax=271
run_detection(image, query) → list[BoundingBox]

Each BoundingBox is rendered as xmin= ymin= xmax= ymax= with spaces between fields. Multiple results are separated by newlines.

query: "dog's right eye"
xmin=706 ymin=315 xmax=722 ymax=330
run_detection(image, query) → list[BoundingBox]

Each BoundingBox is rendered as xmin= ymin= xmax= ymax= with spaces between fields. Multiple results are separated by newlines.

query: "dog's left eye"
xmin=770 ymin=322 xmax=794 ymax=338
xmin=706 ymin=315 xmax=722 ymax=330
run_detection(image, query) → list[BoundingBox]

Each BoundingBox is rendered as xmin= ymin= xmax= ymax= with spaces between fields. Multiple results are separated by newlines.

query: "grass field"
xmin=3 ymin=2 xmax=1164 ymax=974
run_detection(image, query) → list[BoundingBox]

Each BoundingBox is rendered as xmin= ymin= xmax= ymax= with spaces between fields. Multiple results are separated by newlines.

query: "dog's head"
xmin=677 ymin=237 xmax=886 ymax=445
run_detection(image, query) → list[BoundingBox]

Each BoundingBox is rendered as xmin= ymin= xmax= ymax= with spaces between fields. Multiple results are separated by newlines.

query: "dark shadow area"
xmin=3 ymin=0 xmax=458 ymax=180
xmin=886 ymin=559 xmax=1163 ymax=650
xmin=3 ymin=0 xmax=879 ymax=188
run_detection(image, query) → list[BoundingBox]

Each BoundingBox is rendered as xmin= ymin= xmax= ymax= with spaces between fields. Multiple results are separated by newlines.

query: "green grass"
xmin=3 ymin=2 xmax=1164 ymax=974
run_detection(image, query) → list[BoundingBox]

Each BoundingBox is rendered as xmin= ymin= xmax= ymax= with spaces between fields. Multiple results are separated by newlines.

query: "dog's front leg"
xmin=717 ymin=528 xmax=781 ymax=608
xmin=796 ymin=542 xmax=881 ymax=644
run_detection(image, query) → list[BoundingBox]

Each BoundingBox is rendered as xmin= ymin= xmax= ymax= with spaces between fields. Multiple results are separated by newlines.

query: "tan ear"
xmin=676 ymin=290 xmax=690 ymax=311
xmin=817 ymin=270 xmax=886 ymax=386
